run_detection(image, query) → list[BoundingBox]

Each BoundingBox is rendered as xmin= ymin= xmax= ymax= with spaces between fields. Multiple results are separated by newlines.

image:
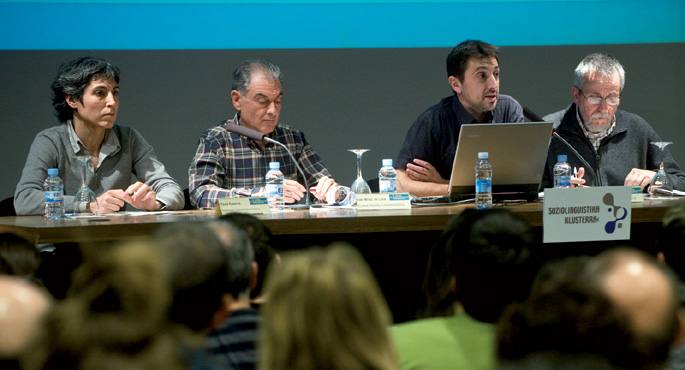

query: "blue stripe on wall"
xmin=1 ymin=0 xmax=682 ymax=50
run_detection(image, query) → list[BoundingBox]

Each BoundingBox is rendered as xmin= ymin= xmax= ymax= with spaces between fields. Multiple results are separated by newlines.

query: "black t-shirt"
xmin=396 ymin=95 xmax=525 ymax=179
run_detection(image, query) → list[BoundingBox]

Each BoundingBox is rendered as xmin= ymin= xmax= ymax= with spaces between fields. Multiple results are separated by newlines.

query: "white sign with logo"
xmin=543 ymin=186 xmax=631 ymax=243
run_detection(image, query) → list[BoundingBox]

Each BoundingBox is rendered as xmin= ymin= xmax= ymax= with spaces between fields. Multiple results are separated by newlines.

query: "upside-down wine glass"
xmin=71 ymin=155 xmax=99 ymax=215
xmin=348 ymin=149 xmax=371 ymax=194
xmin=647 ymin=141 xmax=673 ymax=197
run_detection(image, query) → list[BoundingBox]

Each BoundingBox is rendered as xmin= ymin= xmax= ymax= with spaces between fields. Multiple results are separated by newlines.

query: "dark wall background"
xmin=1 ymin=43 xmax=683 ymax=200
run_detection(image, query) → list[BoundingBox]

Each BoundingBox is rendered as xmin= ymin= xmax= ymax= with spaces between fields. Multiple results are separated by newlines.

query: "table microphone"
xmin=225 ymin=123 xmax=311 ymax=208
xmin=522 ymin=106 xmax=599 ymax=185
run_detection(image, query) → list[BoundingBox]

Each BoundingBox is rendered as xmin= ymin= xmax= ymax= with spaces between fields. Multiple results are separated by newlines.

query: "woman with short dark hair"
xmin=14 ymin=56 xmax=183 ymax=215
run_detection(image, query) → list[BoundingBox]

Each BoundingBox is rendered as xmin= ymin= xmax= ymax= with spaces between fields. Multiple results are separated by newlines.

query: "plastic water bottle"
xmin=44 ymin=168 xmax=64 ymax=220
xmin=265 ymin=162 xmax=285 ymax=211
xmin=475 ymin=152 xmax=492 ymax=209
xmin=553 ymin=154 xmax=572 ymax=188
xmin=378 ymin=159 xmax=397 ymax=193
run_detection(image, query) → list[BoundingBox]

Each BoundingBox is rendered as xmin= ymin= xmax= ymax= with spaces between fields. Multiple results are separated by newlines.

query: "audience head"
xmin=497 ymin=256 xmax=634 ymax=368
xmin=210 ymin=219 xmax=255 ymax=300
xmin=218 ymin=212 xmax=274 ymax=301
xmin=660 ymin=203 xmax=685 ymax=282
xmin=585 ymin=248 xmax=680 ymax=368
xmin=0 ymin=232 xmax=40 ymax=279
xmin=25 ymin=241 xmax=185 ymax=370
xmin=154 ymin=222 xmax=229 ymax=332
xmin=429 ymin=208 xmax=537 ymax=323
xmin=260 ymin=244 xmax=397 ymax=370
xmin=571 ymin=53 xmax=624 ymax=133
xmin=51 ymin=56 xmax=120 ymax=123
xmin=0 ymin=276 xmax=50 ymax=368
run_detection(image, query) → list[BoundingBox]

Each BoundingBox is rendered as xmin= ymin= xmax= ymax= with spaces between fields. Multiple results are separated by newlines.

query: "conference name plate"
xmin=216 ymin=196 xmax=270 ymax=215
xmin=356 ymin=193 xmax=411 ymax=210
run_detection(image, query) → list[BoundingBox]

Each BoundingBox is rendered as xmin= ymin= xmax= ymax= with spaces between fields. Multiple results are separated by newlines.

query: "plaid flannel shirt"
xmin=188 ymin=117 xmax=331 ymax=208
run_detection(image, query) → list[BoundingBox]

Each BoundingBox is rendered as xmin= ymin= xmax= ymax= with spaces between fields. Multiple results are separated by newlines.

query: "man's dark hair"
xmin=211 ymin=219 xmax=254 ymax=299
xmin=219 ymin=213 xmax=274 ymax=300
xmin=0 ymin=232 xmax=40 ymax=278
xmin=51 ymin=56 xmax=120 ymax=123
xmin=446 ymin=40 xmax=499 ymax=81
xmin=231 ymin=59 xmax=281 ymax=93
xmin=498 ymin=352 xmax=620 ymax=370
xmin=154 ymin=223 xmax=228 ymax=332
xmin=431 ymin=208 xmax=537 ymax=323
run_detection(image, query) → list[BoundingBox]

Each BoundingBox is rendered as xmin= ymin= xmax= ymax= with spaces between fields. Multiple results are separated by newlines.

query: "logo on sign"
xmin=603 ymin=192 xmax=628 ymax=234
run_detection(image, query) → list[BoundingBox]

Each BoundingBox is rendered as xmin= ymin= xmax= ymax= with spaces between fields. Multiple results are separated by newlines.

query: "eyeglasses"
xmin=578 ymin=89 xmax=620 ymax=107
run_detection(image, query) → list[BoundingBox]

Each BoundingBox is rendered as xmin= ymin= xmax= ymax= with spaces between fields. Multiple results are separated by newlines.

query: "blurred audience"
xmin=498 ymin=352 xmax=620 ymax=370
xmin=259 ymin=244 xmax=397 ymax=370
xmin=219 ymin=213 xmax=276 ymax=307
xmin=23 ymin=242 xmax=191 ymax=370
xmin=0 ymin=232 xmax=40 ymax=279
xmin=393 ymin=208 xmax=538 ymax=370
xmin=0 ymin=276 xmax=50 ymax=370
xmin=207 ymin=219 xmax=259 ymax=370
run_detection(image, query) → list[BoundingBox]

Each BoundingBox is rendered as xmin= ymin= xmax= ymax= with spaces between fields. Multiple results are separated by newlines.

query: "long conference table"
xmin=0 ymin=199 xmax=680 ymax=322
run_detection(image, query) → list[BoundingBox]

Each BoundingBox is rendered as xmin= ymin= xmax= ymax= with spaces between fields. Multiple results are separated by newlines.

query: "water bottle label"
xmin=265 ymin=184 xmax=283 ymax=197
xmin=44 ymin=191 xmax=63 ymax=203
xmin=379 ymin=179 xmax=396 ymax=193
xmin=557 ymin=175 xmax=571 ymax=188
xmin=476 ymin=178 xmax=491 ymax=193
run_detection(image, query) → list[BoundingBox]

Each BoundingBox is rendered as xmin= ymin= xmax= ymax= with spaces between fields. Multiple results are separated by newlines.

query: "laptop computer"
xmin=446 ymin=121 xmax=553 ymax=202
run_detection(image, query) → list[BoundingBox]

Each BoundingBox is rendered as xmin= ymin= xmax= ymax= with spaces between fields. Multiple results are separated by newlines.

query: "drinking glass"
xmin=348 ymin=149 xmax=371 ymax=194
xmin=71 ymin=156 xmax=99 ymax=215
xmin=647 ymin=141 xmax=673 ymax=197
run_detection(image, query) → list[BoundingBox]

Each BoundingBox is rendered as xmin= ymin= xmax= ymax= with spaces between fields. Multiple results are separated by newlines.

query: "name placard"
xmin=543 ymin=186 xmax=631 ymax=243
xmin=356 ymin=193 xmax=411 ymax=210
xmin=215 ymin=196 xmax=269 ymax=215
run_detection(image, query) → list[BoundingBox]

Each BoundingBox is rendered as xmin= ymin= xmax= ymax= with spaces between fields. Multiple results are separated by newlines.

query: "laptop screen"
xmin=448 ymin=122 xmax=553 ymax=201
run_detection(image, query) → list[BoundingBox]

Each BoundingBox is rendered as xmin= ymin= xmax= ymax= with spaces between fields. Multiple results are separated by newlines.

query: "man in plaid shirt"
xmin=188 ymin=60 xmax=337 ymax=209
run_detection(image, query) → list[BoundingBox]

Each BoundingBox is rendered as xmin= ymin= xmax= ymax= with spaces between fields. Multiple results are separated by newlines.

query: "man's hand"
xmin=624 ymin=168 xmax=656 ymax=190
xmin=406 ymin=159 xmax=448 ymax=184
xmin=283 ymin=179 xmax=306 ymax=204
xmin=310 ymin=176 xmax=337 ymax=202
xmin=125 ymin=181 xmax=160 ymax=210
xmin=571 ymin=167 xmax=586 ymax=187
xmin=93 ymin=189 xmax=128 ymax=214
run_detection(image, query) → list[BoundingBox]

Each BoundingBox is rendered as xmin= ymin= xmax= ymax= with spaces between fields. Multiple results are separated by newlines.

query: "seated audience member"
xmin=396 ymin=40 xmax=524 ymax=196
xmin=0 ymin=232 xmax=40 ymax=279
xmin=392 ymin=208 xmax=538 ymax=370
xmin=24 ymin=242 xmax=192 ymax=370
xmin=154 ymin=223 xmax=230 ymax=334
xmin=207 ymin=220 xmax=259 ymax=370
xmin=0 ymin=276 xmax=50 ymax=370
xmin=541 ymin=53 xmax=685 ymax=189
xmin=259 ymin=244 xmax=398 ymax=370
xmin=188 ymin=59 xmax=337 ymax=208
xmin=498 ymin=249 xmax=681 ymax=370
xmin=219 ymin=212 xmax=276 ymax=306
xmin=14 ymin=56 xmax=183 ymax=215
xmin=652 ymin=206 xmax=685 ymax=370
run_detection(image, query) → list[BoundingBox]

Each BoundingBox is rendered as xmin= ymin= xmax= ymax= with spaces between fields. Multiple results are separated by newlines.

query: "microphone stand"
xmin=264 ymin=137 xmax=311 ymax=209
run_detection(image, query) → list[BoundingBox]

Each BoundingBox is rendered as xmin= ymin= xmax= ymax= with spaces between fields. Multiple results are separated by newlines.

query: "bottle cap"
xmin=47 ymin=168 xmax=59 ymax=176
xmin=268 ymin=162 xmax=280 ymax=170
xmin=382 ymin=159 xmax=393 ymax=166
xmin=477 ymin=152 xmax=488 ymax=159
xmin=557 ymin=154 xmax=567 ymax=163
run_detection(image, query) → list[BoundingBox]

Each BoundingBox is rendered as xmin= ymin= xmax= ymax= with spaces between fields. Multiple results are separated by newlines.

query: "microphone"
xmin=551 ymin=130 xmax=600 ymax=186
xmin=521 ymin=106 xmax=600 ymax=186
xmin=225 ymin=123 xmax=311 ymax=208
